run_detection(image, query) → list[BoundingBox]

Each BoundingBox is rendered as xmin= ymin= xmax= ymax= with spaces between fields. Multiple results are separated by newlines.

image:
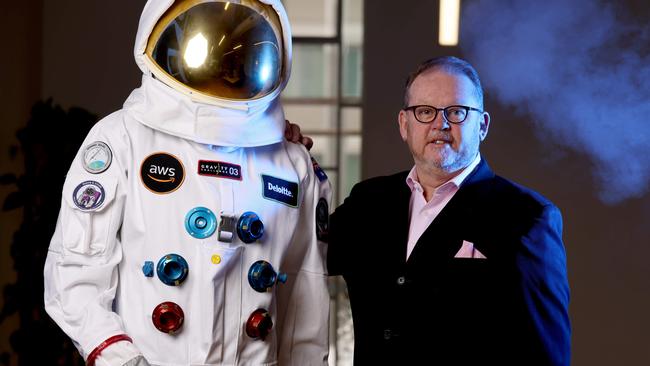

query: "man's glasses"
xmin=403 ymin=105 xmax=483 ymax=124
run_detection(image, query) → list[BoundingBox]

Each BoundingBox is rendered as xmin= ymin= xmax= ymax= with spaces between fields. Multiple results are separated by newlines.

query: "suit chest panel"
xmin=114 ymin=128 xmax=305 ymax=363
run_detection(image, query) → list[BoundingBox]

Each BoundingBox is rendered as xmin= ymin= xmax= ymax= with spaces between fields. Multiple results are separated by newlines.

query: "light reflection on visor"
xmin=150 ymin=2 xmax=282 ymax=100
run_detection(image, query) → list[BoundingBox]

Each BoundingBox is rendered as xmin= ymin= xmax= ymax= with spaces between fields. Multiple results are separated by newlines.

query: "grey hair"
xmin=403 ymin=56 xmax=484 ymax=109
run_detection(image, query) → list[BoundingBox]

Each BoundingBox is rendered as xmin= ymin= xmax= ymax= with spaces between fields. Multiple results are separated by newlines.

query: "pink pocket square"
xmin=454 ymin=240 xmax=487 ymax=259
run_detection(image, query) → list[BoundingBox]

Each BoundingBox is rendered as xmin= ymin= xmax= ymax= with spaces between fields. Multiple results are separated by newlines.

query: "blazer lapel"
xmin=388 ymin=172 xmax=412 ymax=266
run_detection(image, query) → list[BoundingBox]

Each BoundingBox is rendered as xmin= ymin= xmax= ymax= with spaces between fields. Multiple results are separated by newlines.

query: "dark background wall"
xmin=41 ymin=0 xmax=144 ymax=117
xmin=0 ymin=1 xmax=145 ymax=364
xmin=0 ymin=2 xmax=43 ymax=362
xmin=1 ymin=0 xmax=648 ymax=365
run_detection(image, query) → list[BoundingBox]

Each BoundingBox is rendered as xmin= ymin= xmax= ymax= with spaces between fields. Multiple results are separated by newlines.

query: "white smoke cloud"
xmin=461 ymin=0 xmax=650 ymax=204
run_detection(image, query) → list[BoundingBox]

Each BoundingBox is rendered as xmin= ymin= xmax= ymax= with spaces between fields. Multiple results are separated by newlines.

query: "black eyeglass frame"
xmin=402 ymin=104 xmax=483 ymax=124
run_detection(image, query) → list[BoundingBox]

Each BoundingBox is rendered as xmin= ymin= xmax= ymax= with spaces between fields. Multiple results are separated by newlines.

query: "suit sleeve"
xmin=43 ymin=120 xmax=142 ymax=364
xmin=327 ymin=182 xmax=361 ymax=277
xmin=515 ymin=203 xmax=571 ymax=366
xmin=276 ymin=146 xmax=331 ymax=366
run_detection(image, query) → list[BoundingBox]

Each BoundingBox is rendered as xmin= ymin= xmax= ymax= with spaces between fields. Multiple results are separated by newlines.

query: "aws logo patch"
xmin=140 ymin=152 xmax=185 ymax=194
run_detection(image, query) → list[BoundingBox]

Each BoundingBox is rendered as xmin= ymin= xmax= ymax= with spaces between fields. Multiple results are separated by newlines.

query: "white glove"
xmin=123 ymin=355 xmax=151 ymax=366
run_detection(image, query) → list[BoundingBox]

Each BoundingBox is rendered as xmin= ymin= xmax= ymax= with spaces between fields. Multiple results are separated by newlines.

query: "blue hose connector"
xmin=237 ymin=211 xmax=264 ymax=243
xmin=157 ymin=254 xmax=189 ymax=286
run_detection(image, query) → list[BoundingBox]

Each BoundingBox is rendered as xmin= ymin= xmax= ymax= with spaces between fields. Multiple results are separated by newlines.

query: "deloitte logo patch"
xmin=140 ymin=152 xmax=185 ymax=194
xmin=261 ymin=174 xmax=299 ymax=207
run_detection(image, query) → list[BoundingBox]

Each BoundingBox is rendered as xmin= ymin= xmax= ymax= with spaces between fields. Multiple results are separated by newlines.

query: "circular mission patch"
xmin=72 ymin=180 xmax=106 ymax=211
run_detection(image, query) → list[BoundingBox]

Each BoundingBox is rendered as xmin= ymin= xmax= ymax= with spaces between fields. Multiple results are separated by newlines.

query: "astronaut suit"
xmin=43 ymin=1 xmax=331 ymax=365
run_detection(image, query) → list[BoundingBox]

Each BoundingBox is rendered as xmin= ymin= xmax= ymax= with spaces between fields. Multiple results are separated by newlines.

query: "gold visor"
xmin=146 ymin=1 xmax=283 ymax=101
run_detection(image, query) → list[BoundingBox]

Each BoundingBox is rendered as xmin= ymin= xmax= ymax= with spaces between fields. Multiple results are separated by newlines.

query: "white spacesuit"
xmin=43 ymin=1 xmax=331 ymax=365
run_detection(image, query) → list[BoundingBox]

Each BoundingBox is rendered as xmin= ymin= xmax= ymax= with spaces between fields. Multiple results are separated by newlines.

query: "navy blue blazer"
xmin=328 ymin=159 xmax=571 ymax=365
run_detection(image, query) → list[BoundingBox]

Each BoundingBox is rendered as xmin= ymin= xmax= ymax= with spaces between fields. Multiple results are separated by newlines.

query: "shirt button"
xmin=396 ymin=276 xmax=406 ymax=285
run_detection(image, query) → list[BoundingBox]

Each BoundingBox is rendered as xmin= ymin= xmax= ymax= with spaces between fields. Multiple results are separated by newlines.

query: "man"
xmin=43 ymin=1 xmax=330 ymax=365
xmin=326 ymin=56 xmax=571 ymax=365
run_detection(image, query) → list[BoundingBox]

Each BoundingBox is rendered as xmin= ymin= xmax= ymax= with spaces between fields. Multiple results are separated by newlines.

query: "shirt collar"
xmin=405 ymin=154 xmax=482 ymax=193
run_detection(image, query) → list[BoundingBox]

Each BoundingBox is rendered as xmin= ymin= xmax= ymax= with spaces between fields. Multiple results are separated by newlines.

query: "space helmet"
xmin=141 ymin=0 xmax=291 ymax=106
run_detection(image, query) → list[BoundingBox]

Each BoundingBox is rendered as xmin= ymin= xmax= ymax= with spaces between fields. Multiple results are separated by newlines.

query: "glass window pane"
xmin=310 ymin=136 xmax=338 ymax=168
xmin=341 ymin=106 xmax=361 ymax=133
xmin=283 ymin=104 xmax=337 ymax=132
xmin=342 ymin=45 xmax=362 ymax=99
xmin=283 ymin=0 xmax=338 ymax=37
xmin=342 ymin=0 xmax=363 ymax=99
xmin=284 ymin=44 xmax=338 ymax=98
xmin=340 ymin=135 xmax=361 ymax=199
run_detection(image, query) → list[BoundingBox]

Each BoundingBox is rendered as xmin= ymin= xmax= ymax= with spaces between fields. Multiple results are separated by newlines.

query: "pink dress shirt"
xmin=405 ymin=154 xmax=482 ymax=260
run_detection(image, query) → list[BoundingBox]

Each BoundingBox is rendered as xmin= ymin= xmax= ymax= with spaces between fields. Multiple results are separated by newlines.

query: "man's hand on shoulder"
xmin=284 ymin=119 xmax=313 ymax=150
